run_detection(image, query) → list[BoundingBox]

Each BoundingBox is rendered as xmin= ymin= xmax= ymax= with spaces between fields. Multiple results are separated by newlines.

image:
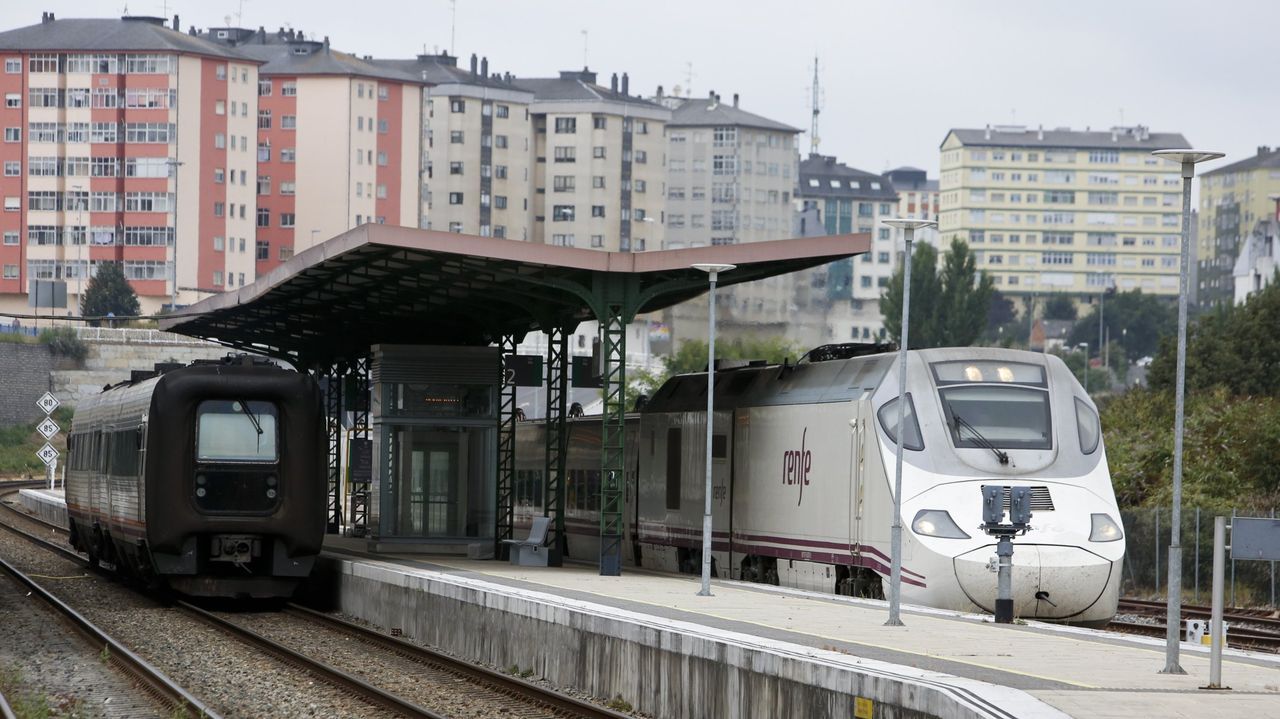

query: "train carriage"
xmin=516 ymin=344 xmax=1126 ymax=624
xmin=65 ymin=355 xmax=326 ymax=598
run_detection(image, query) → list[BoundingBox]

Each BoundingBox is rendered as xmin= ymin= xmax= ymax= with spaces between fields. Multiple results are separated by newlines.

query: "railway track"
xmin=1 ymin=490 xmax=635 ymax=718
xmin=1114 ymin=597 xmax=1280 ymax=652
xmin=0 ymin=535 xmax=217 ymax=717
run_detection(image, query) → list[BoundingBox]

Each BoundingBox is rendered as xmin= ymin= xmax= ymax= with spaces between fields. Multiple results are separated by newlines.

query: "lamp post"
xmin=880 ymin=217 xmax=936 ymax=626
xmin=70 ymin=183 xmax=84 ymax=301
xmin=166 ymin=158 xmax=184 ymax=310
xmin=1153 ymin=148 xmax=1224 ymax=675
xmin=1077 ymin=342 xmax=1090 ymax=393
xmin=692 ymin=262 xmax=735 ymax=597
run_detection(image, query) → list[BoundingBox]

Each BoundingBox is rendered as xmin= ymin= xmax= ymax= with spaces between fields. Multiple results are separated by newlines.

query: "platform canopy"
xmin=160 ymin=224 xmax=869 ymax=367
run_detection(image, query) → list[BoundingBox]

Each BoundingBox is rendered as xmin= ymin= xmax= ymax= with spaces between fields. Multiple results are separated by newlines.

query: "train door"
xmin=849 ymin=402 xmax=866 ymax=557
xmin=730 ymin=410 xmax=749 ymax=579
xmin=710 ymin=411 xmax=732 ymax=578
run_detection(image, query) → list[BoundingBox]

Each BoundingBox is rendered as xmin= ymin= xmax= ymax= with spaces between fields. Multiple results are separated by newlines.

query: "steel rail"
xmin=0 ymin=555 xmax=219 ymax=718
xmin=175 ymin=601 xmax=446 ymax=719
xmin=286 ymin=603 xmax=635 ymax=719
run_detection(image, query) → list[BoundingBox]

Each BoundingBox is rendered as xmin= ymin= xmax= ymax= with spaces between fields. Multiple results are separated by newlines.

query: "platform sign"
xmin=36 ymin=443 xmax=59 ymax=466
xmin=36 ymin=417 xmax=59 ymax=440
xmin=348 ymin=438 xmax=372 ymax=485
xmin=1231 ymin=517 xmax=1280 ymax=561
xmin=36 ymin=392 xmax=60 ymax=415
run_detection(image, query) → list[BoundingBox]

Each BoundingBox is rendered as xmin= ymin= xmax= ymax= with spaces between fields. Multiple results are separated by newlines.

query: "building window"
xmin=591 ymin=235 xmax=604 ymax=248
xmin=494 ymin=196 xmax=507 ymax=209
xmin=256 ymin=207 xmax=270 ymax=227
xmin=214 ymin=133 xmax=226 ymax=149
xmin=496 ymin=105 xmax=509 ymax=118
xmin=213 ymin=202 xmax=225 ymax=217
xmin=494 ymin=165 xmax=508 ymax=179
xmin=495 ymin=135 xmax=508 ymax=149
xmin=281 ymin=82 xmax=297 ymax=96
xmin=281 ymin=148 xmax=296 ymax=163
xmin=378 ymin=85 xmax=389 ymax=101
xmin=280 ymin=213 xmax=296 ymax=227
xmin=4 ymin=59 xmax=20 ymax=74
xmin=282 ymin=115 xmax=297 ymax=130
xmin=554 ymin=146 xmax=576 ymax=163
xmin=448 ymin=222 xmax=463 ymax=233
xmin=553 ymin=205 xmax=575 ymax=221
xmin=555 ymin=117 xmax=577 ymax=133
xmin=553 ymin=175 xmax=575 ymax=192
xmin=450 ymin=98 xmax=465 ymax=113
xmin=450 ymin=162 xmax=464 ymax=175
xmin=449 ymin=192 xmax=464 ymax=205
xmin=593 ymin=146 xmax=606 ymax=159
xmin=256 ymin=240 xmax=269 ymax=260
xmin=551 ymin=233 xmax=574 ymax=246
xmin=450 ymin=130 xmax=464 ymax=144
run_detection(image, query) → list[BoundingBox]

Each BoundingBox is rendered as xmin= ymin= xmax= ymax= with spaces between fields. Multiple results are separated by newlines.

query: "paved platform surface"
xmin=323 ymin=537 xmax=1280 ymax=719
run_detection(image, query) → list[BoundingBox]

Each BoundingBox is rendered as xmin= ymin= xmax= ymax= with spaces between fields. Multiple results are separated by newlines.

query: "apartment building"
xmin=203 ymin=28 xmax=423 ymax=276
xmin=514 ymin=70 xmax=669 ymax=252
xmin=795 ymin=153 xmax=899 ymax=341
xmin=886 ymin=166 xmax=939 ymax=237
xmin=375 ymin=52 xmax=533 ymax=240
xmin=1197 ymin=146 xmax=1280 ymax=308
xmin=660 ymin=91 xmax=800 ymax=331
xmin=939 ymin=124 xmax=1190 ymax=301
xmin=0 ymin=13 xmax=260 ymax=314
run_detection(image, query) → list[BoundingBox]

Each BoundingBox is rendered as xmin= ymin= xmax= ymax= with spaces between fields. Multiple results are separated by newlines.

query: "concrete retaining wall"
xmin=322 ymin=557 xmax=1042 ymax=719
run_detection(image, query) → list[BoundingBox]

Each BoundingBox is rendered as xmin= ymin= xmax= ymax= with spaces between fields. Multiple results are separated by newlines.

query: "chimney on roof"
xmin=733 ymin=92 xmax=739 ymax=108
xmin=469 ymin=53 xmax=478 ymax=74
xmin=1111 ymin=127 xmax=1118 ymax=142
xmin=189 ymin=25 xmax=197 ymax=35
xmin=1037 ymin=124 xmax=1044 ymax=141
xmin=984 ymin=124 xmax=991 ymax=140
xmin=323 ymin=36 xmax=330 ymax=48
xmin=172 ymin=14 xmax=179 ymax=30
xmin=709 ymin=91 xmax=718 ymax=110
xmin=610 ymin=73 xmax=618 ymax=92
xmin=621 ymin=72 xmax=629 ymax=95
xmin=480 ymin=56 xmax=488 ymax=77
xmin=1260 ymin=146 xmax=1272 ymax=156
xmin=656 ymin=85 xmax=663 ymax=99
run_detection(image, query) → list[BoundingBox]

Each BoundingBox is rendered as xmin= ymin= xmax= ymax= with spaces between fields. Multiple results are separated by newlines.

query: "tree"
xmin=80 ymin=262 xmax=139 ymax=327
xmin=1042 ymin=293 xmax=1077 ymax=321
xmin=624 ymin=335 xmax=803 ymax=406
xmin=880 ymin=242 xmax=942 ymax=348
xmin=1069 ymin=289 xmax=1174 ymax=362
xmin=882 ymin=238 xmax=992 ymax=348
xmin=983 ymin=290 xmax=1018 ymax=344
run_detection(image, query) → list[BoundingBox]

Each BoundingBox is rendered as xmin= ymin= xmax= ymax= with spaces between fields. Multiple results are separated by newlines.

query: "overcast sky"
xmin=6 ymin=1 xmax=1276 ymax=178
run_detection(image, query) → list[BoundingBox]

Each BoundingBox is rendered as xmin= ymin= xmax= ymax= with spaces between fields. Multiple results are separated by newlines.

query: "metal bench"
xmin=502 ymin=516 xmax=552 ymax=566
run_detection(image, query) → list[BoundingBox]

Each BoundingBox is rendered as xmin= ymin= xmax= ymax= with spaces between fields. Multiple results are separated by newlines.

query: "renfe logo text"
xmin=783 ymin=427 xmax=812 ymax=505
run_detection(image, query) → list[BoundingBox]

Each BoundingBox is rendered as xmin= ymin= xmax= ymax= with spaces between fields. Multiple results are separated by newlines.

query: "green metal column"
xmin=348 ymin=356 xmax=371 ymax=538
xmin=325 ymin=365 xmax=343 ymax=534
xmin=599 ymin=303 xmax=627 ymax=575
xmin=495 ymin=333 xmax=518 ymax=560
xmin=544 ymin=327 xmax=569 ymax=566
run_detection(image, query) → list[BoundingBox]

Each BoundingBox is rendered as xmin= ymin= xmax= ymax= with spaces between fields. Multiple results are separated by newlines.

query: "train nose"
xmin=953 ymin=544 xmax=1115 ymax=620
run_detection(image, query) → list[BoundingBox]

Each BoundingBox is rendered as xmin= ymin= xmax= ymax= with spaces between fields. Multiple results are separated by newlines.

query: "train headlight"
xmin=196 ymin=487 xmax=206 ymax=497
xmin=266 ymin=488 xmax=277 ymax=499
xmin=911 ymin=509 xmax=971 ymax=539
xmin=1090 ymin=513 xmax=1124 ymax=542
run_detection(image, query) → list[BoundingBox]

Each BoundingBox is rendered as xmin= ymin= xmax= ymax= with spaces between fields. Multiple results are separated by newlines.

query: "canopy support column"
xmin=348 ymin=355 xmax=371 ymax=538
xmin=495 ymin=333 xmax=519 ymax=559
xmin=599 ymin=303 xmax=627 ymax=576
xmin=325 ymin=365 xmax=344 ymax=534
xmin=543 ymin=327 xmax=569 ymax=566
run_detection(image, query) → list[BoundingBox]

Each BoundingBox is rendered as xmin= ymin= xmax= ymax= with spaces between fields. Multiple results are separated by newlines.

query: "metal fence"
xmin=1120 ymin=507 xmax=1278 ymax=608
xmin=0 ymin=323 xmax=38 ymax=338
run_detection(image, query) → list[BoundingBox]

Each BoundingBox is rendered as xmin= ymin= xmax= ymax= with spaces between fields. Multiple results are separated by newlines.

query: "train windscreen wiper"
xmin=237 ymin=400 xmax=264 ymax=436
xmin=952 ymin=414 xmax=1010 ymax=465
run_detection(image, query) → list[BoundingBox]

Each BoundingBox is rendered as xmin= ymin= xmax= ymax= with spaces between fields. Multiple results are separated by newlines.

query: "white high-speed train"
xmin=514 ymin=344 xmax=1125 ymax=624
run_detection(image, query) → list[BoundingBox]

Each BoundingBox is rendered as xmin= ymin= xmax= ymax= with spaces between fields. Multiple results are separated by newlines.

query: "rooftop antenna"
xmin=450 ymin=0 xmax=457 ymax=56
xmin=1119 ymin=107 xmax=1125 ymax=125
xmin=685 ymin=61 xmax=694 ymax=97
xmin=236 ymin=0 xmax=248 ymax=27
xmin=809 ymin=55 xmax=822 ymax=155
xmin=581 ymin=30 xmax=588 ymax=68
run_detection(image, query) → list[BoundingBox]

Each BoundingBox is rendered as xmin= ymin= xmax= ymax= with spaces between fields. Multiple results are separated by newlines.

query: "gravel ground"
xmin=231 ymin=610 xmax=572 ymax=718
xmin=0 ymin=567 xmax=166 ymax=718
xmin=0 ymin=519 xmax=385 ymax=719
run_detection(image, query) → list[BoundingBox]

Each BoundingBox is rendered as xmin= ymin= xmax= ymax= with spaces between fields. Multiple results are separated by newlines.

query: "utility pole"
xmin=809 ymin=56 xmax=821 ymax=156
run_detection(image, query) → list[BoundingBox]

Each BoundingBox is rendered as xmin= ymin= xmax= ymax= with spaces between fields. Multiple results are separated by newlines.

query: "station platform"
xmin=319 ymin=535 xmax=1280 ymax=719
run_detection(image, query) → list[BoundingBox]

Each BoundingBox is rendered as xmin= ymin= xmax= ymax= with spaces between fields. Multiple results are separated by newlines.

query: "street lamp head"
xmin=1152 ymin=149 xmax=1224 ymax=178
xmin=881 ymin=218 xmax=938 ymax=231
xmin=692 ymin=263 xmax=736 ymax=275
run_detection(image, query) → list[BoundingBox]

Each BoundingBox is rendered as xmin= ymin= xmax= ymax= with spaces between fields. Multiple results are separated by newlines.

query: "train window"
xmin=931 ymin=361 xmax=1046 ymax=387
xmin=1075 ymin=398 xmax=1100 ymax=454
xmin=877 ymin=394 xmax=924 ymax=451
xmin=666 ymin=427 xmax=681 ymax=509
xmin=712 ymin=434 xmax=728 ymax=460
xmin=196 ymin=400 xmax=279 ymax=462
xmin=939 ymin=386 xmax=1052 ymax=450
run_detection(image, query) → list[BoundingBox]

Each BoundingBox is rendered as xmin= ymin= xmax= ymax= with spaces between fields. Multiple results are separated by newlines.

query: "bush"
xmin=1102 ymin=386 xmax=1280 ymax=511
xmin=38 ymin=326 xmax=88 ymax=362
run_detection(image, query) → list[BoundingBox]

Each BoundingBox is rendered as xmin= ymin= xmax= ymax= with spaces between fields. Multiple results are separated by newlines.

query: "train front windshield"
xmin=932 ymin=361 xmax=1052 ymax=450
xmin=196 ymin=400 xmax=279 ymax=462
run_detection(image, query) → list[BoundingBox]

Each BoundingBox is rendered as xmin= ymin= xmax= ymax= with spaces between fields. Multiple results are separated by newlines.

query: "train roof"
xmin=642 ymin=346 xmax=1058 ymax=413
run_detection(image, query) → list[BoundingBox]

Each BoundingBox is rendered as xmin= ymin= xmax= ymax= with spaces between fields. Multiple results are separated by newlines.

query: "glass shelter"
xmin=370 ymin=345 xmax=498 ymax=553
